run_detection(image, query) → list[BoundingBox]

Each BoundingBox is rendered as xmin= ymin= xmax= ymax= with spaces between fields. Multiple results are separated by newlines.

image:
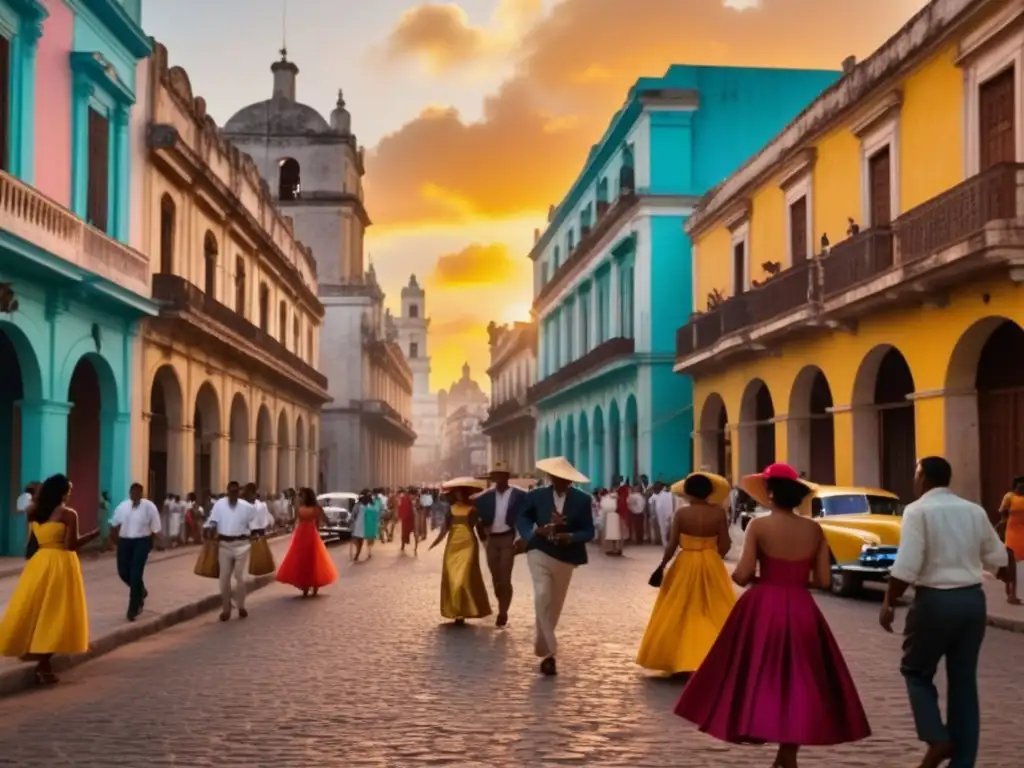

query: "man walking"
xmin=881 ymin=456 xmax=1009 ymax=768
xmin=515 ymin=456 xmax=595 ymax=676
xmin=475 ymin=461 xmax=526 ymax=628
xmin=109 ymin=483 xmax=161 ymax=621
xmin=650 ymin=482 xmax=676 ymax=547
xmin=205 ymin=481 xmax=257 ymax=622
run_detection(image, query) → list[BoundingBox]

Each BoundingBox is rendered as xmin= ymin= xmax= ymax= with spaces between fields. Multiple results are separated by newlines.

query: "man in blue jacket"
xmin=514 ymin=456 xmax=595 ymax=676
xmin=474 ymin=461 xmax=527 ymax=627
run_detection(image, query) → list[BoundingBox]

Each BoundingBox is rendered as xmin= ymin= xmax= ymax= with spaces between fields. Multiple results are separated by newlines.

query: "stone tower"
xmin=397 ymin=274 xmax=430 ymax=396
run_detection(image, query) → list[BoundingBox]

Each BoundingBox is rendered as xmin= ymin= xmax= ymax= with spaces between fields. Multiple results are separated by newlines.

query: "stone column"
xmin=609 ymin=260 xmax=621 ymax=338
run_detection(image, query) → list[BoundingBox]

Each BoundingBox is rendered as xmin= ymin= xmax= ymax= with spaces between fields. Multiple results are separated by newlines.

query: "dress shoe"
xmin=540 ymin=657 xmax=557 ymax=676
xmin=496 ymin=612 xmax=508 ymax=628
xmin=238 ymin=608 xmax=249 ymax=619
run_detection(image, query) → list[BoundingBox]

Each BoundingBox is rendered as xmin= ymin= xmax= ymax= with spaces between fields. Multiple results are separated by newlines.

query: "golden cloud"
xmin=381 ymin=3 xmax=490 ymax=72
xmin=430 ymin=242 xmax=526 ymax=287
xmin=366 ymin=0 xmax=930 ymax=228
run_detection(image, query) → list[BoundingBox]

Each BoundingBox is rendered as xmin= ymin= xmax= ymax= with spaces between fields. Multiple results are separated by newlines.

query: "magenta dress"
xmin=674 ymin=553 xmax=871 ymax=745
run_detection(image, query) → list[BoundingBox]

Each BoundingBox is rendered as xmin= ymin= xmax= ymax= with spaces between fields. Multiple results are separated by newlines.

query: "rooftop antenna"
xmin=280 ymin=0 xmax=288 ymax=61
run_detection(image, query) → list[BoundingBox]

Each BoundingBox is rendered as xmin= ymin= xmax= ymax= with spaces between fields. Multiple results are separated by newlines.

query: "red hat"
xmin=740 ymin=463 xmax=816 ymax=514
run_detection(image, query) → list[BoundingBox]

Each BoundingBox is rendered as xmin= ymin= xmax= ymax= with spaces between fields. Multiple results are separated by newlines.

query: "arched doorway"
xmin=578 ymin=411 xmax=590 ymax=485
xmin=295 ymin=416 xmax=306 ymax=488
xmin=608 ymin=399 xmax=621 ymax=482
xmin=553 ymin=420 xmax=563 ymax=456
xmin=278 ymin=157 xmax=301 ymax=201
xmin=698 ymin=394 xmax=730 ymax=477
xmin=739 ymin=379 xmax=776 ymax=475
xmin=256 ymin=406 xmax=272 ymax=491
xmin=276 ymin=410 xmax=290 ymax=492
xmin=67 ymin=355 xmax=116 ymax=533
xmin=148 ymin=365 xmax=183 ymax=501
xmin=787 ymin=367 xmax=836 ymax=484
xmin=592 ymin=406 xmax=605 ymax=488
xmin=565 ymin=415 xmax=576 ymax=466
xmin=624 ymin=395 xmax=639 ymax=482
xmin=229 ymin=393 xmax=249 ymax=483
xmin=193 ymin=382 xmax=221 ymax=495
xmin=852 ymin=345 xmax=916 ymax=501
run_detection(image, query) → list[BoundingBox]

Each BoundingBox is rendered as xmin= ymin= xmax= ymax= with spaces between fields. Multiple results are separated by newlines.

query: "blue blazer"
xmin=515 ymin=486 xmax=595 ymax=566
xmin=474 ymin=486 xmax=527 ymax=530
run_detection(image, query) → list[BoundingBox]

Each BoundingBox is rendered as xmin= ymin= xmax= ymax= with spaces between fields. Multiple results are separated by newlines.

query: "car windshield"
xmin=817 ymin=494 xmax=902 ymax=517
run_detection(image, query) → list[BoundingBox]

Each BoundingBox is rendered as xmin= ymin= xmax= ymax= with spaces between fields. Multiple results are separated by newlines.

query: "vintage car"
xmin=316 ymin=492 xmax=357 ymax=542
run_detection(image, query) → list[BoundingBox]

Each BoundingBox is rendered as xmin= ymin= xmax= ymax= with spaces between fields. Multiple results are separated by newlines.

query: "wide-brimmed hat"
xmin=441 ymin=476 xmax=488 ymax=492
xmin=741 ymin=463 xmax=817 ymax=513
xmin=489 ymin=460 xmax=512 ymax=477
xmin=670 ymin=472 xmax=732 ymax=505
xmin=535 ymin=456 xmax=589 ymax=484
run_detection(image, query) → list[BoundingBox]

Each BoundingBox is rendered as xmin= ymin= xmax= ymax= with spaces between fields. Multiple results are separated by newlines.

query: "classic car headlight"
xmin=861 ymin=543 xmax=873 ymax=553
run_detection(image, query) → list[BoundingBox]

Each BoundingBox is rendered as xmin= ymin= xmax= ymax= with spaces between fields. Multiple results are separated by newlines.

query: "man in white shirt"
xmin=15 ymin=483 xmax=37 ymax=515
xmin=205 ymin=481 xmax=257 ymax=621
xmin=109 ymin=482 xmax=162 ymax=621
xmin=650 ymin=482 xmax=676 ymax=546
xmin=882 ymin=456 xmax=1008 ymax=768
xmin=475 ymin=461 xmax=526 ymax=627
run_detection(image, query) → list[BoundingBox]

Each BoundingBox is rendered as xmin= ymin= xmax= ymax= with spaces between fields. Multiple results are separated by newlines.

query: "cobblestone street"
xmin=0 ymin=538 xmax=1022 ymax=767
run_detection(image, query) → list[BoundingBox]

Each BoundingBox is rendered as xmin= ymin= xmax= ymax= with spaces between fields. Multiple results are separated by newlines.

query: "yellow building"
xmin=675 ymin=0 xmax=1024 ymax=512
xmin=132 ymin=43 xmax=330 ymax=500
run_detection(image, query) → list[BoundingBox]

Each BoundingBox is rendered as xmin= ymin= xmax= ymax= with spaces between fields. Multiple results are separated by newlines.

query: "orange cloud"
xmin=381 ymin=3 xmax=489 ymax=72
xmin=430 ymin=242 xmax=526 ymax=287
xmin=365 ymin=0 xmax=930 ymax=228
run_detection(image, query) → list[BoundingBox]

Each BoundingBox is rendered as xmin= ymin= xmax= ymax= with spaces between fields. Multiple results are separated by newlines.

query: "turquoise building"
xmin=530 ymin=64 xmax=840 ymax=487
xmin=0 ymin=0 xmax=153 ymax=555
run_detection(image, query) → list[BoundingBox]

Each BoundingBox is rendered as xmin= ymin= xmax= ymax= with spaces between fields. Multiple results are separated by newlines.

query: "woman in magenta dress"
xmin=674 ymin=463 xmax=870 ymax=768
xmin=276 ymin=487 xmax=338 ymax=597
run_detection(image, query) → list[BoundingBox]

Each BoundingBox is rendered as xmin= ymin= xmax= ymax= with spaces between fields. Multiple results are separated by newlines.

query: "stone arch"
xmin=255 ymin=404 xmax=272 ymax=491
xmin=698 ymin=393 xmax=730 ymax=477
xmin=276 ymin=408 xmax=291 ymax=492
xmin=295 ymin=414 xmax=306 ymax=488
xmin=608 ymin=398 xmax=621 ymax=482
xmin=787 ymin=366 xmax=836 ymax=484
xmin=624 ymin=394 xmax=639 ymax=482
xmin=193 ymin=381 xmax=221 ymax=494
xmin=738 ymin=379 xmax=776 ymax=476
xmin=148 ymin=364 xmax=184 ymax=501
xmin=229 ymin=392 xmax=250 ymax=483
xmin=577 ymin=410 xmax=590 ymax=485
xmin=944 ymin=317 xmax=1024 ymax=507
xmin=159 ymin=193 xmax=176 ymax=274
xmin=203 ymin=230 xmax=218 ymax=297
xmin=564 ymin=413 xmax=576 ymax=466
xmin=591 ymin=405 xmax=605 ymax=488
xmin=851 ymin=344 xmax=916 ymax=500
xmin=66 ymin=353 xmax=119 ymax=531
xmin=278 ymin=157 xmax=301 ymax=201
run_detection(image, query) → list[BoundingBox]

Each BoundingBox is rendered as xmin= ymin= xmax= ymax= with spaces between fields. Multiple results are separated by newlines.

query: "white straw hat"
xmin=535 ymin=456 xmax=589 ymax=484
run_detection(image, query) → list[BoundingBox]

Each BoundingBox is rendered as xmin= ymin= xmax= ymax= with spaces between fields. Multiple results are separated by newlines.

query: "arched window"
xmin=278 ymin=300 xmax=287 ymax=343
xmin=409 ymin=303 xmax=419 ymax=318
xmin=159 ymin=194 xmax=175 ymax=274
xmin=307 ymin=328 xmax=313 ymax=361
xmin=409 ymin=342 xmax=418 ymax=359
xmin=234 ymin=256 xmax=246 ymax=315
xmin=258 ymin=282 xmax=269 ymax=332
xmin=278 ymin=158 xmax=301 ymax=201
xmin=293 ymin=312 xmax=300 ymax=351
xmin=203 ymin=232 xmax=218 ymax=296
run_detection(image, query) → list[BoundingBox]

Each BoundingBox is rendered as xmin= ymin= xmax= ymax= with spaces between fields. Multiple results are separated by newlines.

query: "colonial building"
xmin=531 ymin=64 xmax=839 ymax=488
xmin=675 ymin=0 xmax=1024 ymax=510
xmin=137 ymin=43 xmax=329 ymax=502
xmin=221 ymin=51 xmax=414 ymax=490
xmin=0 ymin=0 xmax=153 ymax=555
xmin=439 ymin=364 xmax=489 ymax=479
xmin=482 ymin=321 xmax=537 ymax=473
xmin=393 ymin=274 xmax=443 ymax=481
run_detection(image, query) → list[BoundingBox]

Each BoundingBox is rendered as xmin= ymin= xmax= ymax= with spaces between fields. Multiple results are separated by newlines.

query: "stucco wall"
xmin=34 ymin=0 xmax=73 ymax=205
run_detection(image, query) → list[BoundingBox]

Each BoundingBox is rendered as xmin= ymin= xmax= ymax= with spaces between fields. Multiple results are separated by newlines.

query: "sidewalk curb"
xmin=0 ymin=572 xmax=278 ymax=698
xmin=988 ymin=614 xmax=1024 ymax=633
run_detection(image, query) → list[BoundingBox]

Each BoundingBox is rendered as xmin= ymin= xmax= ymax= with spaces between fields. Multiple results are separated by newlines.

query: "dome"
xmin=223 ymin=98 xmax=332 ymax=135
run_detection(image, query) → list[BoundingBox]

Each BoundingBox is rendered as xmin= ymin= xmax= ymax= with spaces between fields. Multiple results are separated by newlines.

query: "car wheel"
xmin=831 ymin=570 xmax=863 ymax=597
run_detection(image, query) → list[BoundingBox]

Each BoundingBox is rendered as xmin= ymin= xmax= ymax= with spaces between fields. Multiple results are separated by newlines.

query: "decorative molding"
xmin=69 ymin=51 xmax=135 ymax=106
xmin=723 ymin=199 xmax=752 ymax=233
xmin=955 ymin=0 xmax=1024 ymax=65
xmin=72 ymin=0 xmax=151 ymax=58
xmin=850 ymin=90 xmax=903 ymax=138
xmin=777 ymin=148 xmax=818 ymax=190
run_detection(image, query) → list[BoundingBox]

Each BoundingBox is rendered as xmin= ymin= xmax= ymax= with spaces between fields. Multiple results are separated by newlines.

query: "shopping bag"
xmin=249 ymin=536 xmax=276 ymax=576
xmin=648 ymin=564 xmax=664 ymax=588
xmin=194 ymin=539 xmax=220 ymax=578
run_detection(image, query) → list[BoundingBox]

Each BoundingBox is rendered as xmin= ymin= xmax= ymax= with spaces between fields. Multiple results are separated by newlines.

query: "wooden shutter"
xmin=86 ymin=110 xmax=110 ymax=232
xmin=979 ymin=66 xmax=1016 ymax=171
xmin=790 ymin=196 xmax=808 ymax=264
xmin=868 ymin=147 xmax=892 ymax=227
xmin=0 ymin=36 xmax=9 ymax=172
xmin=732 ymin=242 xmax=746 ymax=295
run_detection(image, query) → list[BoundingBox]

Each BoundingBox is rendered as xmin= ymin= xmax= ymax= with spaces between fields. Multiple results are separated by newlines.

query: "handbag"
xmin=25 ymin=531 xmax=38 ymax=560
xmin=648 ymin=564 xmax=664 ymax=588
xmin=249 ymin=536 xmax=276 ymax=576
xmin=194 ymin=539 xmax=220 ymax=579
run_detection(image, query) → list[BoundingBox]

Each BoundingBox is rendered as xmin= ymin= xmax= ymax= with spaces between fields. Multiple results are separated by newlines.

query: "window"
xmin=730 ymin=221 xmax=750 ymax=296
xmin=234 ymin=256 xmax=246 ymax=314
xmin=307 ymin=328 xmax=313 ymax=361
xmin=410 ymin=342 xmax=419 ymax=359
xmin=159 ymin=194 xmax=175 ymax=274
xmin=409 ymin=303 xmax=419 ymax=319
xmin=0 ymin=35 xmax=9 ymax=172
xmin=258 ymin=283 xmax=269 ymax=331
xmin=964 ymin=22 xmax=1023 ymax=176
xmin=278 ymin=300 xmax=288 ymax=343
xmin=293 ymin=313 xmax=300 ymax=351
xmin=86 ymin=109 xmax=110 ymax=232
xmin=867 ymin=148 xmax=892 ymax=227
xmin=979 ymin=66 xmax=1016 ymax=170
xmin=278 ymin=157 xmax=301 ymax=200
xmin=789 ymin=196 xmax=808 ymax=264
xmin=553 ymin=246 xmax=561 ymax=270
xmin=619 ymin=265 xmax=634 ymax=338
xmin=540 ymin=262 xmax=549 ymax=286
xmin=580 ymin=293 xmax=590 ymax=353
xmin=597 ymin=275 xmax=609 ymax=343
xmin=203 ymin=232 xmax=218 ymax=296
xmin=856 ymin=96 xmax=900 ymax=227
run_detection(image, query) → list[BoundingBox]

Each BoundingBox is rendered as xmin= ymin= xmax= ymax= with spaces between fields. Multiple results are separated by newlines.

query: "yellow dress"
xmin=440 ymin=504 xmax=492 ymax=620
xmin=0 ymin=522 xmax=89 ymax=656
xmin=636 ymin=533 xmax=736 ymax=674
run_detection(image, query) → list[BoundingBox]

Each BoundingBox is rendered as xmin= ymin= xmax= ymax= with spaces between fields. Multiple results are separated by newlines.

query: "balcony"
xmin=151 ymin=274 xmax=329 ymax=399
xmin=0 ymin=169 xmax=149 ymax=297
xmin=674 ymin=163 xmax=1024 ymax=373
xmin=529 ymin=336 xmax=635 ymax=403
xmin=482 ymin=395 xmax=535 ymax=433
xmin=359 ymin=399 xmax=417 ymax=444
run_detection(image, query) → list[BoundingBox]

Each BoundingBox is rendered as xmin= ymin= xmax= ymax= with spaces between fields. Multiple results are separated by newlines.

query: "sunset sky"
xmin=142 ymin=0 xmax=929 ymax=391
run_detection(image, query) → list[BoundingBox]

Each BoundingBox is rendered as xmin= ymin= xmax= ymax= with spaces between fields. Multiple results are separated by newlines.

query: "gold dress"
xmin=636 ymin=533 xmax=736 ymax=674
xmin=0 ymin=522 xmax=89 ymax=656
xmin=440 ymin=503 xmax=492 ymax=620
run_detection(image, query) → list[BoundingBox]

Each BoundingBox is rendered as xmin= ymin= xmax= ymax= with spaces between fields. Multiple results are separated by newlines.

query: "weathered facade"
xmin=439 ymin=364 xmax=489 ymax=479
xmin=137 ymin=43 xmax=328 ymax=501
xmin=482 ymin=321 xmax=537 ymax=474
xmin=221 ymin=53 xmax=414 ymax=491
xmin=676 ymin=0 xmax=1024 ymax=510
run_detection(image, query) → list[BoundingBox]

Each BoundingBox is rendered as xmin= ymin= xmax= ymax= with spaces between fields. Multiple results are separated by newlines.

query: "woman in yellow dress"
xmin=0 ymin=474 xmax=98 ymax=684
xmin=428 ymin=477 xmax=492 ymax=625
xmin=636 ymin=472 xmax=736 ymax=675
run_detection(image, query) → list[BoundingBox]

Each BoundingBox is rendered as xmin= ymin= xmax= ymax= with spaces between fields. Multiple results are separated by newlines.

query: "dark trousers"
xmin=901 ymin=585 xmax=986 ymax=768
xmin=116 ymin=537 xmax=152 ymax=616
xmin=628 ymin=513 xmax=645 ymax=543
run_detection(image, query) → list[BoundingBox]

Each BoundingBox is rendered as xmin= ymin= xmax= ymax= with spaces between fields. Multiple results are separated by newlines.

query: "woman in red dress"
xmin=398 ymin=489 xmax=417 ymax=554
xmin=275 ymin=488 xmax=339 ymax=597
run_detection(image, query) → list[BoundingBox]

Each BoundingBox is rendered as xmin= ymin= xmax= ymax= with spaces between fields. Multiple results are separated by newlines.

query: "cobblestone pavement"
xmin=0 ymin=537 xmax=1021 ymax=767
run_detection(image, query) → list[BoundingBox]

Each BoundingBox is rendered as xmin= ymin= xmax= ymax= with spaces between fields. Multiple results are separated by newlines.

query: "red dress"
xmin=398 ymin=494 xmax=415 ymax=545
xmin=275 ymin=506 xmax=339 ymax=591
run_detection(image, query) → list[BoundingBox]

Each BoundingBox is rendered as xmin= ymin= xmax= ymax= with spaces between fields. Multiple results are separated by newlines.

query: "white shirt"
xmin=890 ymin=487 xmax=1008 ymax=589
xmin=110 ymin=499 xmax=162 ymax=539
xmin=16 ymin=492 xmax=32 ymax=514
xmin=490 ymin=488 xmax=513 ymax=534
xmin=627 ymin=492 xmax=646 ymax=515
xmin=420 ymin=493 xmax=433 ymax=507
xmin=205 ymin=498 xmax=257 ymax=537
xmin=553 ymin=492 xmax=566 ymax=515
xmin=252 ymin=500 xmax=274 ymax=529
xmin=651 ymin=490 xmax=675 ymax=520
